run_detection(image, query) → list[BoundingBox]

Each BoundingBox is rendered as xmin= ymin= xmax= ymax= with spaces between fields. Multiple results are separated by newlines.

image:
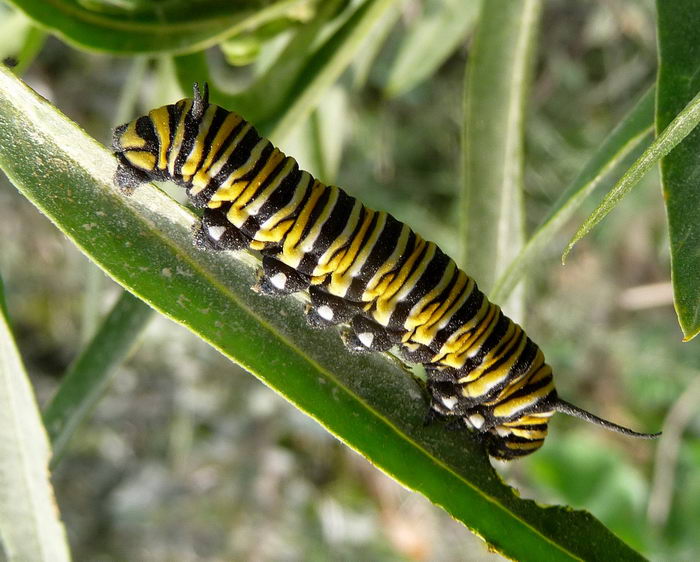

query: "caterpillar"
xmin=112 ymin=83 xmax=659 ymax=460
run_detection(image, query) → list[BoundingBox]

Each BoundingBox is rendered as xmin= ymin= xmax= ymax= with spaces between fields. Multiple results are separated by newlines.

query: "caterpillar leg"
xmin=305 ymin=286 xmax=357 ymax=328
xmin=341 ymin=315 xmax=394 ymax=353
xmin=114 ymin=156 xmax=151 ymax=195
xmin=426 ymin=379 xmax=464 ymax=415
xmin=254 ymin=255 xmax=311 ymax=296
xmin=193 ymin=209 xmax=249 ymax=252
xmin=399 ymin=342 xmax=434 ymax=363
xmin=425 ymin=365 xmax=458 ymax=383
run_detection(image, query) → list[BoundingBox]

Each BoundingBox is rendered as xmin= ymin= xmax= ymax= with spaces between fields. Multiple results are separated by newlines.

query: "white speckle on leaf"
xmin=161 ymin=268 xmax=172 ymax=278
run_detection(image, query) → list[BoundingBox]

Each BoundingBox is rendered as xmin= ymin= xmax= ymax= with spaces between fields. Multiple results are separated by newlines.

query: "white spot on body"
xmin=495 ymin=426 xmax=510 ymax=437
xmin=317 ymin=305 xmax=334 ymax=321
xmin=440 ymin=396 xmax=458 ymax=410
xmin=270 ymin=272 xmax=287 ymax=289
xmin=161 ymin=268 xmax=172 ymax=278
xmin=468 ymin=413 xmax=485 ymax=429
xmin=208 ymin=225 xmax=226 ymax=241
xmin=358 ymin=332 xmax=374 ymax=348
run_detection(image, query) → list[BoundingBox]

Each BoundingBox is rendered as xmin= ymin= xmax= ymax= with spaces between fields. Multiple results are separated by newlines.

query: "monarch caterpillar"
xmin=112 ymin=83 xmax=659 ymax=460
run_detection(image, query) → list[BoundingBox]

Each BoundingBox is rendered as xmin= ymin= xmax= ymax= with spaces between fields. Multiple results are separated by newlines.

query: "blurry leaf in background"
xmin=561 ymin=90 xmax=700 ymax=277
xmin=384 ymin=0 xmax=481 ymax=97
xmin=231 ymin=0 xmax=350 ymax=125
xmin=0 ymin=6 xmax=46 ymax=75
xmin=256 ymin=0 xmax=400 ymax=142
xmin=219 ymin=8 xmax=314 ymax=67
xmin=44 ymin=291 xmax=154 ymax=467
xmin=461 ymin=0 xmax=541 ymax=321
xmin=491 ymin=87 xmax=655 ymax=303
xmin=283 ymin=85 xmax=348 ymax=182
xmin=174 ymin=0 xmax=399 ymax=138
xmin=656 ymin=0 xmax=700 ymax=342
xmin=350 ymin=0 xmax=401 ymax=89
xmin=528 ymin=435 xmax=651 ymax=553
xmin=0 ymin=58 xmax=649 ymax=562
xmin=5 ymin=0 xmax=312 ymax=54
xmin=0 ymin=276 xmax=72 ymax=562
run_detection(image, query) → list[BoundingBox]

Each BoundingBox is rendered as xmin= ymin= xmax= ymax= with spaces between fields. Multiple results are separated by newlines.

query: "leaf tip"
xmin=682 ymin=331 xmax=699 ymax=343
xmin=561 ymin=243 xmax=574 ymax=265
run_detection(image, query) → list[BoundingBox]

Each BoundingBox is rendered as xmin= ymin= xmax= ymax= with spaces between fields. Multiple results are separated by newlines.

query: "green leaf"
xmin=254 ymin=0 xmax=400 ymax=141
xmin=461 ymin=0 xmax=541 ymax=320
xmin=283 ymin=85 xmax=348 ymax=182
xmin=350 ymin=1 xmax=401 ymax=89
xmin=0 ymin=64 xmax=646 ymax=560
xmin=491 ymin=87 xmax=655 ymax=303
xmin=6 ymin=0 xmax=311 ymax=54
xmin=0 ymin=7 xmax=46 ymax=75
xmin=44 ymin=291 xmax=154 ymax=467
xmin=562 ymin=90 xmax=700 ymax=265
xmin=0 ymin=276 xmax=71 ymax=561
xmin=384 ymin=0 xmax=481 ymax=97
xmin=656 ymin=0 xmax=700 ymax=341
xmin=174 ymin=0 xmax=399 ymax=138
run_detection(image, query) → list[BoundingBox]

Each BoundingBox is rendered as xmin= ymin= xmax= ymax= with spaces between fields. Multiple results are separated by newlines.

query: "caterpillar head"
xmin=112 ymin=83 xmax=210 ymax=193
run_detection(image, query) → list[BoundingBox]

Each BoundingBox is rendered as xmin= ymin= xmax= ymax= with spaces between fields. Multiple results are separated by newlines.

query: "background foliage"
xmin=0 ymin=0 xmax=698 ymax=560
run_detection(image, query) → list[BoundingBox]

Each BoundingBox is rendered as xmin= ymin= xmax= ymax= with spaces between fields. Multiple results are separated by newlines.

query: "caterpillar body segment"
xmin=113 ymin=84 xmax=660 ymax=460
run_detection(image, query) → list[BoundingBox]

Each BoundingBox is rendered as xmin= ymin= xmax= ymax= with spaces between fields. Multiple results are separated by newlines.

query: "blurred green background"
xmin=1 ymin=0 xmax=698 ymax=560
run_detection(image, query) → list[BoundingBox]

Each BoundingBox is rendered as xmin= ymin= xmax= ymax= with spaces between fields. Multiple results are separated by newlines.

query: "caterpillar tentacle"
xmin=112 ymin=83 xmax=660 ymax=460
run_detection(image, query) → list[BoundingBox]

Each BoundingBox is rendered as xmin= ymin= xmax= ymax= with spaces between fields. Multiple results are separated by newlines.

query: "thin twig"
xmin=646 ymin=373 xmax=700 ymax=528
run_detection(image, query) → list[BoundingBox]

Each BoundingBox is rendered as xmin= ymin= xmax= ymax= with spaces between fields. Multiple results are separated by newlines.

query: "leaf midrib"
xmin=92 ymin=180 xmax=576 ymax=560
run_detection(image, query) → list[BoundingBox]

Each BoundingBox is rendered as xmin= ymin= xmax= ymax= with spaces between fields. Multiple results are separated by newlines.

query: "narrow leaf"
xmin=562 ymin=89 xmax=700 ymax=264
xmin=260 ymin=0 xmax=400 ymax=142
xmin=0 ymin=277 xmax=71 ymax=562
xmin=175 ymin=0 xmax=347 ymax=124
xmin=44 ymin=291 xmax=154 ymax=467
xmin=351 ymin=2 xmax=402 ymax=89
xmin=174 ymin=0 xmax=399 ymax=138
xmin=461 ymin=0 xmax=541 ymax=320
xmin=0 ymin=65 xmax=645 ymax=560
xmin=656 ymin=0 xmax=700 ymax=341
xmin=286 ymin=85 xmax=348 ymax=182
xmin=491 ymin=87 xmax=655 ymax=302
xmin=385 ymin=0 xmax=481 ymax=97
xmin=236 ymin=0 xmax=348 ymax=125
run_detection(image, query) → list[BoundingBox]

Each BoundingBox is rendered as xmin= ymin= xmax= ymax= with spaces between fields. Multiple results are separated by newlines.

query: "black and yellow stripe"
xmin=113 ymin=84 xmax=659 ymax=460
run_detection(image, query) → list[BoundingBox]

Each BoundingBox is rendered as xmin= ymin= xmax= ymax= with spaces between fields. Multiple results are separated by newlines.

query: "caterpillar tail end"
xmin=553 ymin=398 xmax=661 ymax=439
